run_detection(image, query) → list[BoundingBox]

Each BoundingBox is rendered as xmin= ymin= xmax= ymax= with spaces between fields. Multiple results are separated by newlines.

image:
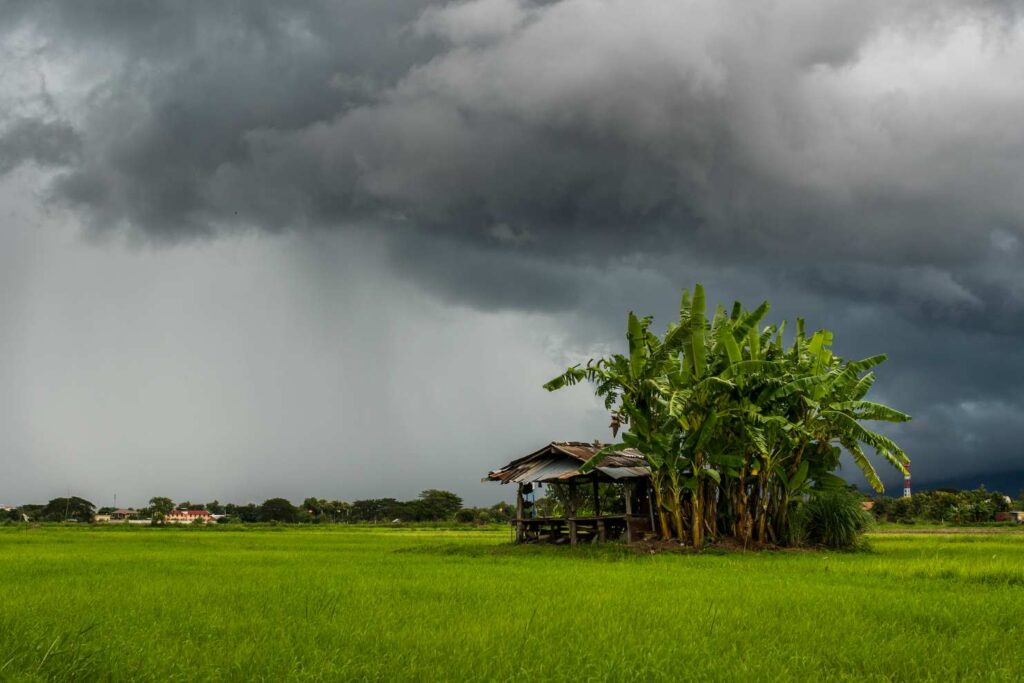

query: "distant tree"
xmin=41 ymin=497 xmax=95 ymax=522
xmin=351 ymin=498 xmax=389 ymax=522
xmin=871 ymin=487 xmax=1012 ymax=524
xmin=414 ymin=490 xmax=463 ymax=521
xmin=454 ymin=509 xmax=477 ymax=524
xmin=177 ymin=501 xmax=203 ymax=510
xmin=239 ymin=504 xmax=259 ymax=522
xmin=226 ymin=503 xmax=260 ymax=523
xmin=205 ymin=500 xmax=225 ymax=515
xmin=489 ymin=502 xmax=515 ymax=523
xmin=97 ymin=506 xmax=116 ymax=515
xmin=303 ymin=497 xmax=328 ymax=522
xmin=259 ymin=498 xmax=298 ymax=523
xmin=327 ymin=500 xmax=351 ymax=522
xmin=350 ymin=498 xmax=416 ymax=522
xmin=17 ymin=504 xmax=44 ymax=522
xmin=149 ymin=497 xmax=174 ymax=516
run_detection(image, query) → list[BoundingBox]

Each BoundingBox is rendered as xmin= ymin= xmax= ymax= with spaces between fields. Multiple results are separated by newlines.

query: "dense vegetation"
xmin=546 ymin=284 xmax=911 ymax=548
xmin=6 ymin=490 xmax=513 ymax=525
xmin=11 ymin=497 xmax=97 ymax=523
xmin=870 ymin=487 xmax=1019 ymax=524
xmin=1 ymin=526 xmax=1022 ymax=680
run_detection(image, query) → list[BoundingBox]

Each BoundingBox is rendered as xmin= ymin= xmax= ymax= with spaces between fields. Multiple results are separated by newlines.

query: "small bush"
xmin=799 ymin=489 xmax=872 ymax=549
xmin=784 ymin=502 xmax=808 ymax=547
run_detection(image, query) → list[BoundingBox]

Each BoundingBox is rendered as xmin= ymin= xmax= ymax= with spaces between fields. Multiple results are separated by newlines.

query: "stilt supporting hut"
xmin=484 ymin=442 xmax=654 ymax=545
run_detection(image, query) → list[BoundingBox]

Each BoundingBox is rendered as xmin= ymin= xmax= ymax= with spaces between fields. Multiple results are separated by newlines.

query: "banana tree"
xmin=544 ymin=311 xmax=684 ymax=539
xmin=762 ymin=327 xmax=911 ymax=493
xmin=544 ymin=283 xmax=911 ymax=548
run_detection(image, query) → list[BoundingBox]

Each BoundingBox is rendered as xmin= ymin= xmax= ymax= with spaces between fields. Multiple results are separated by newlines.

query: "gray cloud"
xmin=2 ymin=0 xmax=1024 ymax=497
xmin=0 ymin=118 xmax=79 ymax=175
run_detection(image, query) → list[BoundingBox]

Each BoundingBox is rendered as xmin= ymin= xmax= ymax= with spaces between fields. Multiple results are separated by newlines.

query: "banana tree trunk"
xmin=691 ymin=485 xmax=704 ymax=549
xmin=733 ymin=462 xmax=748 ymax=539
xmin=775 ymin=489 xmax=790 ymax=545
xmin=704 ymin=481 xmax=717 ymax=539
xmin=756 ymin=473 xmax=769 ymax=544
xmin=671 ymin=497 xmax=685 ymax=543
xmin=651 ymin=477 xmax=672 ymax=540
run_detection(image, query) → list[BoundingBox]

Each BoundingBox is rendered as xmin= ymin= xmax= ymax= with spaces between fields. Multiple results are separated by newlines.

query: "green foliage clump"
xmin=870 ymin=487 xmax=1011 ymax=525
xmin=346 ymin=490 xmax=464 ymax=522
xmin=40 ymin=497 xmax=95 ymax=523
xmin=546 ymin=283 xmax=911 ymax=548
xmin=260 ymin=498 xmax=299 ymax=523
xmin=415 ymin=489 xmax=464 ymax=521
xmin=797 ymin=489 xmax=872 ymax=549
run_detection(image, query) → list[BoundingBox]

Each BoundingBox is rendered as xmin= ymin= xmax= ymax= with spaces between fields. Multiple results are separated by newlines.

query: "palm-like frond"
xmin=542 ymin=282 xmax=910 ymax=547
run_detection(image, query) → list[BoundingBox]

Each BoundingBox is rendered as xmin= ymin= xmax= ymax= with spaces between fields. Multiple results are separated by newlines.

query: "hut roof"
xmin=484 ymin=441 xmax=649 ymax=485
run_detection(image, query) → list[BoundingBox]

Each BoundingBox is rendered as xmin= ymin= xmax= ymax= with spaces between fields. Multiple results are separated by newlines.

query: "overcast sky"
xmin=3 ymin=0 xmax=1024 ymax=507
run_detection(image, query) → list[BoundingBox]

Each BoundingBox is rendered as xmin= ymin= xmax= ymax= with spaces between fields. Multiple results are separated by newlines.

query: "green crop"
xmin=0 ymin=526 xmax=1021 ymax=681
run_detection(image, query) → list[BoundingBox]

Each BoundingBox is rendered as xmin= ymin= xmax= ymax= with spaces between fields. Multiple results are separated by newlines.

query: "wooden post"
xmin=647 ymin=482 xmax=656 ymax=532
xmin=624 ymin=480 xmax=634 ymax=544
xmin=515 ymin=483 xmax=525 ymax=543
xmin=592 ymin=477 xmax=601 ymax=518
xmin=647 ymin=481 xmax=655 ymax=532
xmin=568 ymin=481 xmax=578 ymax=546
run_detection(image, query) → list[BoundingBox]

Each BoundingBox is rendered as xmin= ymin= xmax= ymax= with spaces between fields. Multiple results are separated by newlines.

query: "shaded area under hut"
xmin=484 ymin=442 xmax=656 ymax=545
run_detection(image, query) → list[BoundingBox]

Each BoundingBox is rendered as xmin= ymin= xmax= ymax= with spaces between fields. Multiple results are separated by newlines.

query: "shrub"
xmin=798 ymin=489 xmax=872 ymax=549
xmin=784 ymin=501 xmax=808 ymax=547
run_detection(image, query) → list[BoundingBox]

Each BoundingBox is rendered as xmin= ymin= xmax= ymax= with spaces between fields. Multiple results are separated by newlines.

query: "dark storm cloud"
xmin=4 ymin=0 xmax=1024 ymax=488
xmin=0 ymin=118 xmax=79 ymax=175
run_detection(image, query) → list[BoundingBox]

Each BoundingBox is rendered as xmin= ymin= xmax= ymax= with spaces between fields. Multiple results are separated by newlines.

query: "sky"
xmin=3 ymin=0 xmax=1024 ymax=507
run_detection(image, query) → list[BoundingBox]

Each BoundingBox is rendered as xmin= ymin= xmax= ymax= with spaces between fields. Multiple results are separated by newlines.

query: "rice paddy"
xmin=1 ymin=525 xmax=1021 ymax=681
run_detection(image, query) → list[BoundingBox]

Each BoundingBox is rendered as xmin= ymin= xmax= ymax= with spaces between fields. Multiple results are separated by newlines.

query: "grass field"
xmin=1 ymin=525 xmax=1022 ymax=681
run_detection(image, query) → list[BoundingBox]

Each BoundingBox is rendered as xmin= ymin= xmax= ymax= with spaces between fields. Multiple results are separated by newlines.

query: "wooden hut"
xmin=484 ymin=441 xmax=655 ymax=544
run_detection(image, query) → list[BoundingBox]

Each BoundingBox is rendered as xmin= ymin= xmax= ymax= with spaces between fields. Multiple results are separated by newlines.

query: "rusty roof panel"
xmin=484 ymin=441 xmax=650 ymax=484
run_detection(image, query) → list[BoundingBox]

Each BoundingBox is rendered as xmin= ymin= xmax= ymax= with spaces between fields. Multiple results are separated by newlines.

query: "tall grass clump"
xmin=798 ymin=489 xmax=872 ymax=549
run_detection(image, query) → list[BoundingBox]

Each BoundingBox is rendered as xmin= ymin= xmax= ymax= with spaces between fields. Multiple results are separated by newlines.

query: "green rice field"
xmin=1 ymin=525 xmax=1022 ymax=681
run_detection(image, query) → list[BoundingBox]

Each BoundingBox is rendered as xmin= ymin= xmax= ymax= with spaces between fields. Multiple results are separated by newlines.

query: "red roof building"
xmin=166 ymin=509 xmax=213 ymax=524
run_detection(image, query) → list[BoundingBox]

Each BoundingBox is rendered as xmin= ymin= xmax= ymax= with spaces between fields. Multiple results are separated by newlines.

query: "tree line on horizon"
xmin=5 ymin=487 xmax=1022 ymax=528
xmin=869 ymin=487 xmax=1022 ymax=525
xmin=4 ymin=490 xmax=516 ymax=525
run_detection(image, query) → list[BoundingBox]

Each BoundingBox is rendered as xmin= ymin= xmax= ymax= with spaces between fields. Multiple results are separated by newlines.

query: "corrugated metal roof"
xmin=596 ymin=466 xmax=651 ymax=480
xmin=484 ymin=441 xmax=650 ymax=484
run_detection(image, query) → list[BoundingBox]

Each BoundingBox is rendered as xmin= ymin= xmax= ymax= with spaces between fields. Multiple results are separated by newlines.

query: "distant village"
xmin=1 ymin=490 xmax=516 ymax=526
xmin=94 ymin=508 xmax=217 ymax=525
